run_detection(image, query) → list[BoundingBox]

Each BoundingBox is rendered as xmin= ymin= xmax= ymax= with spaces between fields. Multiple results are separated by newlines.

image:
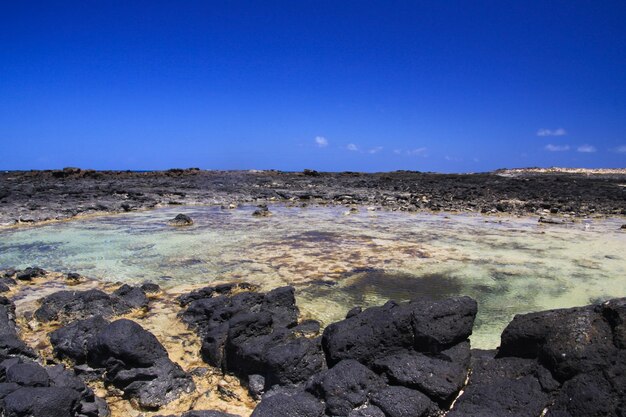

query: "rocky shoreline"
xmin=1 ymin=168 xmax=625 ymax=226
xmin=0 ymin=267 xmax=623 ymax=416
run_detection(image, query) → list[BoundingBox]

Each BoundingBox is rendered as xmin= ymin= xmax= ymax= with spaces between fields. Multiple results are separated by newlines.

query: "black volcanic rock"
xmin=49 ymin=316 xmax=110 ymax=363
xmin=181 ymin=286 xmax=324 ymax=391
xmin=322 ymin=297 xmax=477 ymax=367
xmin=0 ymin=297 xmax=36 ymax=361
xmin=369 ymin=385 xmax=439 ymax=417
xmin=498 ymin=303 xmax=617 ymax=381
xmin=372 ymin=342 xmax=470 ymax=405
xmin=84 ymin=319 xmax=194 ymax=408
xmin=50 ymin=317 xmax=194 ymax=410
xmin=250 ymin=392 xmax=325 ymax=417
xmin=0 ymin=358 xmax=108 ymax=417
xmin=156 ymin=411 xmax=242 ymax=417
xmin=2 ymin=386 xmax=81 ymax=417
xmin=168 ymin=213 xmax=193 ymax=226
xmin=112 ymin=283 xmax=149 ymax=309
xmin=15 ymin=267 xmax=46 ymax=281
xmin=448 ymin=351 xmax=557 ymax=417
xmin=451 ymin=298 xmax=626 ymax=417
xmin=305 ymin=359 xmax=385 ymax=416
xmin=34 ymin=286 xmax=148 ymax=324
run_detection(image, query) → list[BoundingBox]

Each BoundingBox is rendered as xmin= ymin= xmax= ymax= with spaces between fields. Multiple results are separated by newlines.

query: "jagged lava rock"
xmin=498 ymin=302 xmax=618 ymax=381
xmin=447 ymin=350 xmax=558 ymax=417
xmin=156 ymin=411 xmax=241 ymax=417
xmin=305 ymin=359 xmax=385 ymax=416
xmin=34 ymin=286 xmax=148 ymax=324
xmin=372 ymin=341 xmax=471 ymax=405
xmin=82 ymin=319 xmax=194 ymax=409
xmin=181 ymin=286 xmax=325 ymax=391
xmin=0 ymin=358 xmax=108 ymax=417
xmin=369 ymin=385 xmax=439 ymax=417
xmin=250 ymin=392 xmax=325 ymax=417
xmin=49 ymin=316 xmax=110 ymax=363
xmin=0 ymin=297 xmax=36 ymax=361
xmin=322 ymin=296 xmax=477 ymax=366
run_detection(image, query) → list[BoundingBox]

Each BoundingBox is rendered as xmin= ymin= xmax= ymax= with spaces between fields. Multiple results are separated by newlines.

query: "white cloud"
xmin=368 ymin=146 xmax=383 ymax=154
xmin=346 ymin=143 xmax=359 ymax=151
xmin=537 ymin=128 xmax=567 ymax=137
xmin=315 ymin=136 xmax=328 ymax=147
xmin=545 ymin=144 xmax=570 ymax=152
xmin=406 ymin=147 xmax=427 ymax=156
xmin=393 ymin=149 xmax=402 ymax=155
xmin=577 ymin=144 xmax=596 ymax=153
xmin=616 ymin=145 xmax=626 ymax=153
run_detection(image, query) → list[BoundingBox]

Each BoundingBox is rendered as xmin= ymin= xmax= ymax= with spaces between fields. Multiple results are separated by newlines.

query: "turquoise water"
xmin=1 ymin=205 xmax=625 ymax=348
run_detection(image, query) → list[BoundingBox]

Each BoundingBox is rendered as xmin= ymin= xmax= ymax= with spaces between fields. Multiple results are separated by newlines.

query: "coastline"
xmin=1 ymin=168 xmax=625 ymax=229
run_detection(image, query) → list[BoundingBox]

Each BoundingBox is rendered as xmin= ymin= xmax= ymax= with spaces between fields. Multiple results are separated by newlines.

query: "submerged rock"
xmin=252 ymin=205 xmax=272 ymax=217
xmin=168 ymin=213 xmax=193 ymax=226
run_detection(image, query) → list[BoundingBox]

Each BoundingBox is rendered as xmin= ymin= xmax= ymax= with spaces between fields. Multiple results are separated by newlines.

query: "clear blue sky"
xmin=1 ymin=1 xmax=625 ymax=172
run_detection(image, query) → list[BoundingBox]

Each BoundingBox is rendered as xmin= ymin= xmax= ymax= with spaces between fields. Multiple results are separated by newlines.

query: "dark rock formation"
xmin=50 ymin=317 xmax=194 ymax=410
xmin=168 ymin=214 xmax=193 ymax=226
xmin=305 ymin=359 xmax=385 ymax=416
xmin=451 ymin=298 xmax=626 ymax=417
xmin=0 ymin=297 xmax=36 ymax=361
xmin=15 ymin=267 xmax=46 ymax=281
xmin=85 ymin=319 xmax=194 ymax=409
xmin=34 ymin=285 xmax=149 ymax=324
xmin=322 ymin=296 xmax=476 ymax=366
xmin=2 ymin=169 xmax=625 ymax=226
xmin=252 ymin=205 xmax=272 ymax=217
xmin=250 ymin=392 xmax=325 ymax=417
xmin=0 ymin=357 xmax=108 ymax=417
xmin=156 ymin=412 xmax=241 ymax=417
xmin=49 ymin=316 xmax=110 ymax=363
xmin=369 ymin=385 xmax=439 ymax=417
xmin=181 ymin=286 xmax=325 ymax=393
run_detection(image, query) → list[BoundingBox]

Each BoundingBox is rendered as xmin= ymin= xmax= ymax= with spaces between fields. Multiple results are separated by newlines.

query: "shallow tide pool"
xmin=1 ymin=205 xmax=625 ymax=348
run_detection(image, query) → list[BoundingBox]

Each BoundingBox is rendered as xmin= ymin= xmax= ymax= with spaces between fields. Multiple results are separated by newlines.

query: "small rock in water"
xmin=253 ymin=205 xmax=272 ymax=217
xmin=620 ymin=224 xmax=626 ymax=230
xmin=16 ymin=267 xmax=47 ymax=281
xmin=66 ymin=272 xmax=81 ymax=282
xmin=168 ymin=213 xmax=193 ymax=226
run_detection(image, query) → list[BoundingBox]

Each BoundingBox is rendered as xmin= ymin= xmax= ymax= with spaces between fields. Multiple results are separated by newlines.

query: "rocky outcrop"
xmin=0 ymin=360 xmax=109 ymax=417
xmin=50 ymin=318 xmax=194 ymax=410
xmin=181 ymin=286 xmax=325 ymax=393
xmin=450 ymin=298 xmax=626 ymax=417
xmin=3 ymin=275 xmax=625 ymax=417
xmin=0 ymin=296 xmax=108 ymax=417
xmin=0 ymin=297 xmax=36 ymax=361
xmin=34 ymin=285 xmax=149 ymax=324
